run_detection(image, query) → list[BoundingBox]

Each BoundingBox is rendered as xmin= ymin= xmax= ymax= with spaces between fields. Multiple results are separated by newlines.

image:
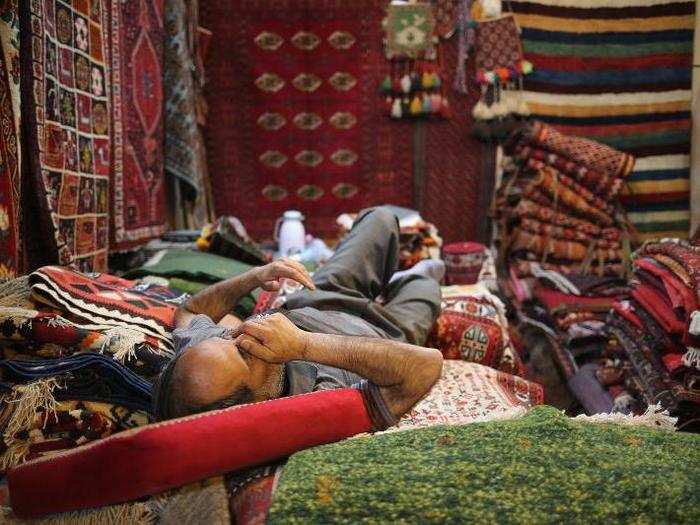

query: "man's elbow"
xmin=415 ymin=348 xmax=443 ymax=397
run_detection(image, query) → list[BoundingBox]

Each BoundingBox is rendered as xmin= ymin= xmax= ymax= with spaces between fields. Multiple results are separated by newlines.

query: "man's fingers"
xmin=276 ymin=263 xmax=315 ymax=290
xmin=261 ymin=280 xmax=281 ymax=291
xmin=239 ymin=320 xmax=270 ymax=341
xmin=286 ymin=260 xmax=316 ymax=289
xmin=237 ymin=335 xmax=270 ymax=360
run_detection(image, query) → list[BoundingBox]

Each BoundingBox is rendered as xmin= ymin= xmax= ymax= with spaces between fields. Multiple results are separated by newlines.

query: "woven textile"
xmin=511 ymin=0 xmax=695 ymax=240
xmin=0 ymin=3 xmax=19 ymax=280
xmin=21 ymin=0 xmax=112 ymax=271
xmin=164 ymin=0 xmax=205 ymax=195
xmin=109 ymin=0 xmax=166 ymax=251
xmin=389 ymin=361 xmax=541 ymax=433
xmin=422 ymin=32 xmax=483 ymax=243
xmin=202 ymin=0 xmax=413 ymax=239
xmin=269 ymin=406 xmax=699 ymax=524
xmin=29 ymin=266 xmax=176 ymax=353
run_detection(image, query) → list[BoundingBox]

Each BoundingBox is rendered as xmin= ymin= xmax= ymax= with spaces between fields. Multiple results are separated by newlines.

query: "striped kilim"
xmin=510 ymin=0 xmax=695 ymax=241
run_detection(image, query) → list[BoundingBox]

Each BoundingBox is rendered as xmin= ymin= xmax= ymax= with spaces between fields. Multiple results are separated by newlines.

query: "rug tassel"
xmin=1 ymin=377 xmax=64 ymax=470
xmin=574 ymin=403 xmax=677 ymax=431
xmin=101 ymin=327 xmax=143 ymax=363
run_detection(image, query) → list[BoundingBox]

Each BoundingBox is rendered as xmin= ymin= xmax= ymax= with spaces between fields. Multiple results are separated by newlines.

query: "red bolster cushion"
xmin=9 ymin=388 xmax=371 ymax=519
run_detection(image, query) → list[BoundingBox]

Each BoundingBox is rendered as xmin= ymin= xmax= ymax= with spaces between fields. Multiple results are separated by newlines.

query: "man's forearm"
xmin=301 ymin=333 xmax=443 ymax=418
xmin=181 ymin=272 xmax=258 ymax=323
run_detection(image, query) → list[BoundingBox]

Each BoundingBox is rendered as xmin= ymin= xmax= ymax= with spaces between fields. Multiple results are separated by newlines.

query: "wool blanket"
xmin=510 ymin=0 xmax=695 ymax=240
xmin=20 ymin=0 xmax=112 ymax=270
xmin=109 ymin=0 xmax=167 ymax=251
xmin=268 ymin=405 xmax=699 ymax=524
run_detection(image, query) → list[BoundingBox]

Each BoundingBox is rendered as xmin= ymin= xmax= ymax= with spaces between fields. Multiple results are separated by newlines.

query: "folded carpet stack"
xmin=494 ymin=122 xmax=644 ymax=414
xmin=600 ymin=240 xmax=700 ymax=429
xmin=495 ymin=121 xmax=636 ymax=279
xmin=0 ymin=268 xmax=182 ymax=470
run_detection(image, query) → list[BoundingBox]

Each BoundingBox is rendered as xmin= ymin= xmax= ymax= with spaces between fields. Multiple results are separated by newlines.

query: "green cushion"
xmin=269 ymin=406 xmax=700 ymax=524
xmin=125 ymin=249 xmax=255 ymax=283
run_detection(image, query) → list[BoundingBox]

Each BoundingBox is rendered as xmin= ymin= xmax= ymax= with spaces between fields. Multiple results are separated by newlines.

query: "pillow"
xmin=8 ymin=388 xmax=371 ymax=519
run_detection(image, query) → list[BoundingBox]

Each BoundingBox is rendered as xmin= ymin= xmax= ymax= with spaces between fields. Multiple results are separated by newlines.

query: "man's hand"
xmin=234 ymin=313 xmax=309 ymax=364
xmin=253 ymin=258 xmax=315 ymax=292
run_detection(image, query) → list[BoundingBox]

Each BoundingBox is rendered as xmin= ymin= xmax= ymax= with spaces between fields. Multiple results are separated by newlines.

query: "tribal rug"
xmin=202 ymin=0 xmax=413 ymax=239
xmin=20 ymin=0 xmax=112 ymax=271
xmin=511 ymin=0 xmax=695 ymax=241
xmin=0 ymin=3 xmax=19 ymax=280
xmin=109 ymin=0 xmax=167 ymax=251
xmin=29 ymin=266 xmax=176 ymax=352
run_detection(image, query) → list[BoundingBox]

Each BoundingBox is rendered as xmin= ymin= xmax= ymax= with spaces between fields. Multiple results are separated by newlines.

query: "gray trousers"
xmin=283 ymin=207 xmax=441 ymax=346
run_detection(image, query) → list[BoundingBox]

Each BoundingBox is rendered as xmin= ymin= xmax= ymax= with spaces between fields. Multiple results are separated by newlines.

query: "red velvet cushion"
xmin=9 ymin=388 xmax=371 ymax=519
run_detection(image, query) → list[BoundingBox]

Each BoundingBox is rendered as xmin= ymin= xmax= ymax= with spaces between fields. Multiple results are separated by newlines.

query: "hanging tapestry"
xmin=164 ymin=0 xmax=205 ymax=196
xmin=422 ymin=31 xmax=484 ymax=243
xmin=201 ymin=0 xmax=413 ymax=239
xmin=20 ymin=0 xmax=112 ymax=271
xmin=0 ymin=1 xmax=20 ymax=280
xmin=510 ymin=0 xmax=696 ymax=241
xmin=109 ymin=0 xmax=167 ymax=251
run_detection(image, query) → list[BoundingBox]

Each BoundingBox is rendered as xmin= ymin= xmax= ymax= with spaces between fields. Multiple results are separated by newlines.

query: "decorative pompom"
xmin=391 ymin=98 xmax=402 ymax=119
xmin=485 ymin=71 xmax=497 ymax=85
xmin=380 ymin=75 xmax=392 ymax=93
xmin=521 ymin=60 xmax=534 ymax=75
xmin=422 ymin=95 xmax=431 ymax=114
xmin=430 ymin=93 xmax=442 ymax=113
xmin=439 ymin=97 xmax=451 ymax=117
xmin=410 ymin=95 xmax=422 ymax=115
xmin=496 ymin=68 xmax=509 ymax=82
xmin=400 ymin=74 xmax=412 ymax=94
xmin=421 ymin=71 xmax=432 ymax=89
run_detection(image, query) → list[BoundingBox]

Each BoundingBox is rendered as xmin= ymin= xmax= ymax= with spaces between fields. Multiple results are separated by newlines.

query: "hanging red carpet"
xmin=20 ymin=0 xmax=112 ymax=271
xmin=0 ymin=3 xmax=20 ymax=279
xmin=109 ymin=0 xmax=167 ymax=251
xmin=510 ymin=0 xmax=695 ymax=241
xmin=202 ymin=0 xmax=413 ymax=239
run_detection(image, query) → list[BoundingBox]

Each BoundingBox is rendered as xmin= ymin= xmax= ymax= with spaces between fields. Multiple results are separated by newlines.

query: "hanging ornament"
xmin=380 ymin=2 xmax=448 ymax=120
xmin=471 ymin=11 xmax=533 ymax=141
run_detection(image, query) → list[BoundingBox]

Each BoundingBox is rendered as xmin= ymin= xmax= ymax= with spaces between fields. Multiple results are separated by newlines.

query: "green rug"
xmin=269 ymin=406 xmax=700 ymax=524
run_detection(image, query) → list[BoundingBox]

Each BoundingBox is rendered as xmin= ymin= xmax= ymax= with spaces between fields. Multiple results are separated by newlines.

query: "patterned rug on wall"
xmin=511 ymin=0 xmax=696 ymax=242
xmin=202 ymin=0 xmax=414 ymax=239
xmin=0 ymin=1 xmax=20 ymax=280
xmin=422 ymin=35 xmax=484 ymax=244
xmin=21 ymin=0 xmax=112 ymax=271
xmin=109 ymin=0 xmax=167 ymax=252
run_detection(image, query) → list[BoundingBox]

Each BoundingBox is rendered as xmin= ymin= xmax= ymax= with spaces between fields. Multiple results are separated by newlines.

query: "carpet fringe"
xmin=0 ymin=377 xmax=64 ymax=470
xmin=1 ymin=502 xmax=156 ymax=524
xmin=574 ymin=403 xmax=677 ymax=431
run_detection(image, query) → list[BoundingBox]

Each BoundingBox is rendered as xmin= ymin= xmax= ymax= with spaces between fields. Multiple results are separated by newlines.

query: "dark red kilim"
xmin=202 ymin=0 xmax=413 ymax=239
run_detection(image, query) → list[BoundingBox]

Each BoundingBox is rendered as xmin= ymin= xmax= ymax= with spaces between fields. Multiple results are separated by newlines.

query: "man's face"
xmin=175 ymin=337 xmax=282 ymax=407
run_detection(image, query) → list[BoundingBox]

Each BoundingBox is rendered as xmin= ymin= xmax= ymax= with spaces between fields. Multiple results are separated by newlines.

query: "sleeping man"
xmin=154 ymin=207 xmax=444 ymax=430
